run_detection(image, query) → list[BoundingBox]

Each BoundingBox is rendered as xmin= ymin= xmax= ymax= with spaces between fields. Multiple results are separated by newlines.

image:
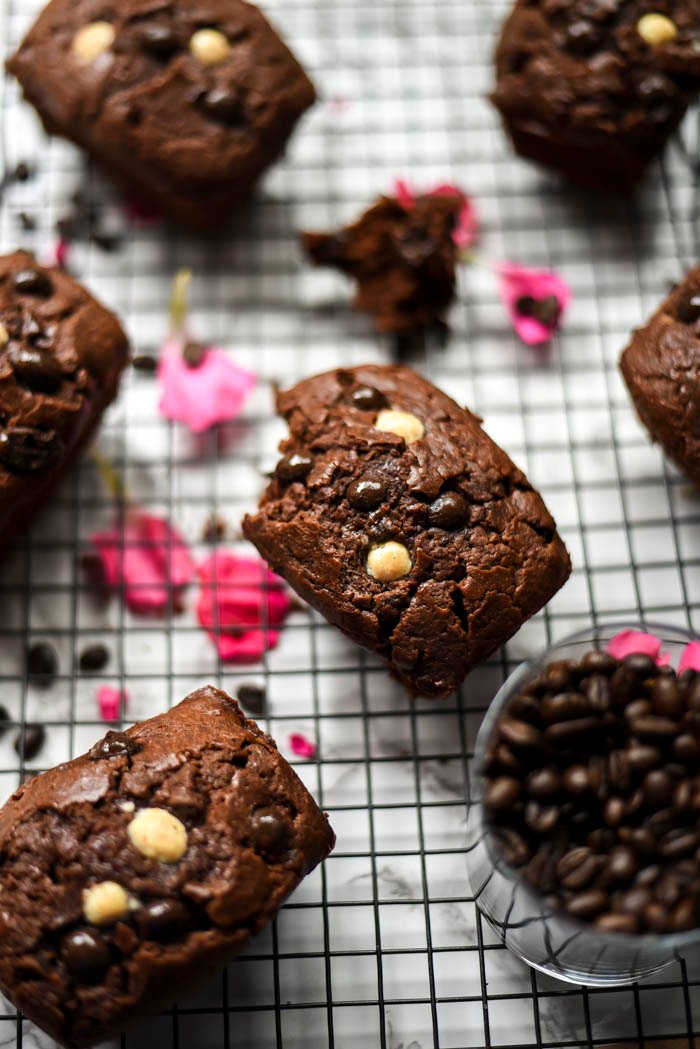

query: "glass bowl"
xmin=466 ymin=620 xmax=700 ymax=987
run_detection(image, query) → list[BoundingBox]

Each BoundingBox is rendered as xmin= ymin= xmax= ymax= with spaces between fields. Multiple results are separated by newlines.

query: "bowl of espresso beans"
xmin=466 ymin=622 xmax=700 ymax=986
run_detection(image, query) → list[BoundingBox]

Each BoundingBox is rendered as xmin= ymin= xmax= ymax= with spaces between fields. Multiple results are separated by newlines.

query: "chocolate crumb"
xmin=78 ymin=643 xmax=110 ymax=673
xmin=26 ymin=641 xmax=57 ymax=687
xmin=236 ymin=683 xmax=266 ymax=714
xmin=14 ymin=723 xmax=45 ymax=761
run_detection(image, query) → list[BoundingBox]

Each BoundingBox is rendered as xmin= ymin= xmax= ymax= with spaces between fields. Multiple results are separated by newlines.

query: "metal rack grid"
xmin=1 ymin=0 xmax=700 ymax=1046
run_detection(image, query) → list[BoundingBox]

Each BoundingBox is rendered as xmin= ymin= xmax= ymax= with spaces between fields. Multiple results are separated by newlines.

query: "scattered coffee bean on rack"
xmin=14 ymin=723 xmax=45 ymax=761
xmin=131 ymin=353 xmax=159 ymax=373
xmin=78 ymin=643 xmax=110 ymax=673
xmin=236 ymin=683 xmax=266 ymax=715
xmin=202 ymin=513 xmax=227 ymax=542
xmin=26 ymin=641 xmax=57 ymax=687
xmin=0 ymin=705 xmax=11 ymax=737
xmin=483 ymin=650 xmax=700 ymax=934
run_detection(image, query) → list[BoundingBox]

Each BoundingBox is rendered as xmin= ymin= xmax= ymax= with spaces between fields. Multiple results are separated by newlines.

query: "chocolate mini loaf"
xmin=0 ymin=686 xmax=334 ymax=1047
xmin=0 ymin=251 xmax=128 ymax=549
xmin=7 ymin=0 xmax=316 ymax=230
xmin=620 ymin=268 xmax=700 ymax=486
xmin=491 ymin=1 xmax=700 ymax=195
xmin=301 ymin=191 xmax=463 ymax=334
xmin=484 ymin=649 xmax=700 ymax=935
xmin=243 ymin=365 xmax=571 ymax=698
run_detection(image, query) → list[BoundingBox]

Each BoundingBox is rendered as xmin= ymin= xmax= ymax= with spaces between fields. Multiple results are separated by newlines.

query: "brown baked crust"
xmin=301 ymin=193 xmax=461 ymax=334
xmin=491 ymin=0 xmax=700 ymax=195
xmin=242 ymin=365 xmax=571 ymax=698
xmin=0 ymin=250 xmax=128 ymax=549
xmin=620 ymin=268 xmax=700 ymax=485
xmin=0 ymin=686 xmax=334 ymax=1047
xmin=7 ymin=0 xmax=316 ymax=230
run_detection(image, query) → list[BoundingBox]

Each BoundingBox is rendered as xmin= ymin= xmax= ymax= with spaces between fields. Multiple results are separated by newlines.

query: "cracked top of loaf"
xmin=243 ymin=364 xmax=571 ymax=698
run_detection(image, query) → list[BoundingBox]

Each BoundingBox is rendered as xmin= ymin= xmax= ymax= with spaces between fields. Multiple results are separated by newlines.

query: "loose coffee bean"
xmin=673 ymin=779 xmax=692 ymax=810
xmin=628 ymin=715 xmax=678 ymax=742
xmin=428 ymin=491 xmax=469 ymax=530
xmin=608 ymin=750 xmax=632 ymax=791
xmin=627 ymin=827 xmax=656 ymax=856
xmin=671 ymin=899 xmax=697 ymax=931
xmin=494 ymin=827 xmax=530 ymax=866
xmin=610 ymin=665 xmax=639 ymax=706
xmin=545 ymin=717 xmax=599 ymax=746
xmin=616 ymin=886 xmax=652 ymax=916
xmin=604 ymin=796 xmax=626 ymax=827
xmin=563 ymin=764 xmax=590 ymax=794
xmin=594 ymin=912 xmax=640 ymax=933
xmin=579 ymin=650 xmax=617 ymax=675
xmin=26 ymin=641 xmax=57 ymax=686
xmin=541 ymin=691 xmax=591 ymax=724
xmin=606 ymin=845 xmax=636 ymax=884
xmin=492 ymin=744 xmax=523 ymax=775
xmin=624 ymin=653 xmax=656 ymax=678
xmin=507 ymin=694 xmax=540 ymax=723
xmin=636 ymin=865 xmax=662 ymax=888
xmin=499 ymin=717 xmax=540 ymax=751
xmin=655 ymin=873 xmax=683 ymax=907
xmin=347 ymin=475 xmax=387 ymax=511
xmin=625 ymin=699 xmax=652 ymax=720
xmin=0 ymin=705 xmax=10 ymax=737
xmin=78 ymin=643 xmax=110 ymax=672
xmin=644 ymin=901 xmax=669 ymax=931
xmin=673 ymin=734 xmax=700 ymax=764
xmin=525 ymin=801 xmax=558 ymax=834
xmin=582 ymin=673 xmax=610 ymax=712
xmin=544 ymin=660 xmax=573 ymax=692
xmin=351 ymin=385 xmax=388 ymax=411
xmin=485 ymin=776 xmax=521 ymax=812
xmin=587 ymin=828 xmax=614 ymax=851
xmin=686 ymin=676 xmax=700 ymax=710
xmin=236 ymin=683 xmax=266 ymax=714
xmin=566 ymin=890 xmax=608 ymax=919
xmin=14 ymin=723 xmax=45 ymax=760
xmin=276 ymin=453 xmax=313 ymax=485
xmin=527 ymin=767 xmax=561 ymax=800
xmin=627 ymin=744 xmax=661 ymax=773
xmin=660 ymin=830 xmax=697 ymax=859
xmin=558 ymin=850 xmax=600 ymax=891
xmin=650 ymin=675 xmax=683 ymax=718
xmin=643 ymin=769 xmax=674 ymax=806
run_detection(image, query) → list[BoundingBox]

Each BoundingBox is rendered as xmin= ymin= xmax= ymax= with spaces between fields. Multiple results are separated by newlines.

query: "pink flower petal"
xmin=679 ymin=641 xmax=700 ymax=675
xmin=393 ymin=179 xmax=478 ymax=248
xmin=606 ymin=630 xmax=670 ymax=666
xmin=158 ymin=338 xmax=256 ymax=434
xmin=289 ymin=732 xmax=317 ymax=759
xmin=90 ymin=510 xmax=196 ymax=616
xmin=98 ymin=685 xmax=128 ymax=722
xmin=497 ymin=261 xmax=571 ymax=346
xmin=197 ymin=550 xmax=291 ymax=663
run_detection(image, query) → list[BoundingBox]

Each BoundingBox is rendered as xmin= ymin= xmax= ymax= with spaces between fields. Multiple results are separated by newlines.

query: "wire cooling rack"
xmin=2 ymin=0 xmax=700 ymax=1047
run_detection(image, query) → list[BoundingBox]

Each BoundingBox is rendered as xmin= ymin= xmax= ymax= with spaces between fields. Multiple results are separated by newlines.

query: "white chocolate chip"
xmin=119 ymin=800 xmax=135 ymax=813
xmin=366 ymin=541 xmax=412 ymax=582
xmin=82 ymin=881 xmax=130 ymax=925
xmin=71 ymin=21 xmax=115 ymax=64
xmin=127 ymin=807 xmax=188 ymax=863
xmin=189 ymin=28 xmax=231 ymax=65
xmin=0 ymin=323 xmax=8 ymax=349
xmin=374 ymin=409 xmax=425 ymax=445
xmin=637 ymin=12 xmax=677 ymax=46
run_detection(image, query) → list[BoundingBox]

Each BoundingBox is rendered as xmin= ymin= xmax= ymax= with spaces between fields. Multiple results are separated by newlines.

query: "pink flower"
xmin=91 ymin=510 xmax=196 ymax=616
xmin=679 ymin=641 xmax=700 ymax=675
xmin=158 ymin=337 xmax=256 ymax=434
xmin=289 ymin=732 xmax=317 ymax=759
xmin=497 ymin=262 xmax=571 ymax=346
xmin=393 ymin=178 xmax=478 ymax=248
xmin=606 ymin=630 xmax=670 ymax=666
xmin=197 ymin=550 xmax=291 ymax=662
xmin=98 ymin=685 xmax=128 ymax=722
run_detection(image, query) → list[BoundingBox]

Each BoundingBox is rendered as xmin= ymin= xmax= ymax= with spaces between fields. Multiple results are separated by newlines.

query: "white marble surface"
xmin=1 ymin=0 xmax=700 ymax=1045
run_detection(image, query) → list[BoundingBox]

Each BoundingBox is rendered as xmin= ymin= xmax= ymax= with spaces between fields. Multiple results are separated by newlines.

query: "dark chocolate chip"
xmin=0 ymin=427 xmax=63 ymax=474
xmin=138 ymin=23 xmax=179 ymax=57
xmin=78 ymin=643 xmax=110 ymax=673
xmin=201 ymin=86 xmax=243 ymax=123
xmin=26 ymin=641 xmax=57 ymax=687
xmin=637 ymin=73 xmax=676 ymax=104
xmin=7 ymin=344 xmax=63 ymax=394
xmin=346 ymin=475 xmax=387 ymax=511
xmin=61 ymin=929 xmax=111 ymax=982
xmin=428 ymin=491 xmax=469 ymax=530
xmin=132 ymin=354 xmax=159 ymax=373
xmin=14 ymin=723 xmax=45 ymax=760
xmin=89 ymin=730 xmax=138 ymax=760
xmin=677 ymin=293 xmax=700 ymax=324
xmin=564 ymin=19 xmax=601 ymax=54
xmin=351 ymin=385 xmax=389 ymax=411
xmin=13 ymin=268 xmax=52 ymax=297
xmin=134 ymin=900 xmax=191 ymax=941
xmin=276 ymin=453 xmax=313 ymax=485
xmin=236 ymin=683 xmax=266 ymax=714
xmin=182 ymin=340 xmax=207 ymax=368
xmin=249 ymin=807 xmax=292 ymax=859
